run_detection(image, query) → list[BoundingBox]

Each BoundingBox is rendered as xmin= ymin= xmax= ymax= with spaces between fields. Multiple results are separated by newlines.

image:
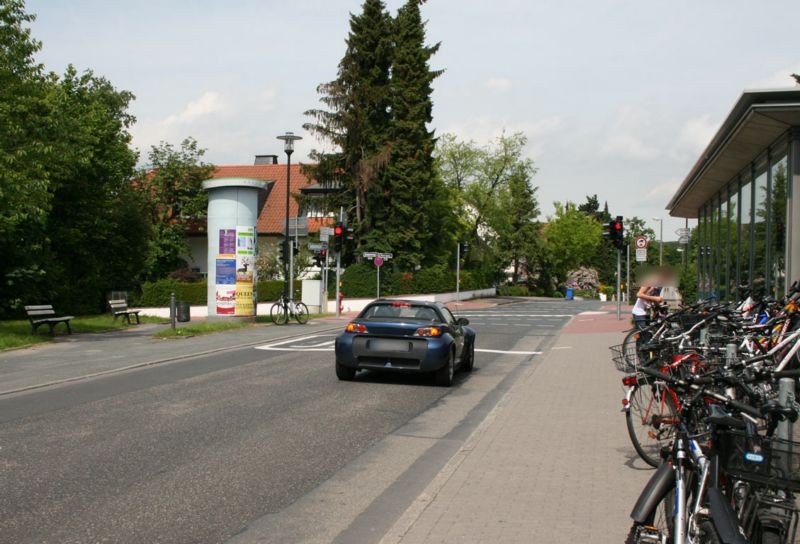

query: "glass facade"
xmin=696 ymin=131 xmax=790 ymax=299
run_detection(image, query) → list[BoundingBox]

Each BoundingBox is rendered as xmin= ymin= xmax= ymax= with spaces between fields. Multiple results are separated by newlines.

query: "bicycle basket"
xmin=720 ymin=429 xmax=800 ymax=492
xmin=609 ymin=343 xmax=639 ymax=373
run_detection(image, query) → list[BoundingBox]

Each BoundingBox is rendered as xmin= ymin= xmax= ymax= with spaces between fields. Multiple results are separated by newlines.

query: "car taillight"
xmin=415 ymin=326 xmax=442 ymax=337
xmin=345 ymin=322 xmax=366 ymax=333
xmin=622 ymin=375 xmax=638 ymax=386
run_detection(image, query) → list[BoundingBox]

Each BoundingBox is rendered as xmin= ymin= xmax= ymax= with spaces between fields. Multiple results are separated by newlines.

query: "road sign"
xmin=320 ymin=233 xmax=329 ymax=242
xmin=635 ymin=248 xmax=648 ymax=262
xmin=675 ymin=228 xmax=690 ymax=237
xmin=320 ymin=227 xmax=334 ymax=236
xmin=309 ymin=243 xmax=323 ymax=251
xmin=634 ymin=236 xmax=648 ymax=249
xmin=363 ymin=252 xmax=393 ymax=260
xmin=678 ymin=235 xmax=690 ymax=245
xmin=374 ymin=256 xmax=384 ymax=267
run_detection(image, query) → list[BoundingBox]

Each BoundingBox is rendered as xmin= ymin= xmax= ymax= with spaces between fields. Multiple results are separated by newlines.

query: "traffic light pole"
xmin=626 ymin=243 xmax=631 ymax=305
xmin=289 ymin=217 xmax=295 ymax=302
xmin=335 ymin=206 xmax=343 ymax=317
xmin=616 ymin=248 xmax=622 ymax=320
xmin=455 ymin=242 xmax=461 ymax=304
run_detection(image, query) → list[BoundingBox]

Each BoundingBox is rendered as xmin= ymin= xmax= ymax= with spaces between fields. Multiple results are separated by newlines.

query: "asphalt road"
xmin=0 ymin=299 xmax=602 ymax=543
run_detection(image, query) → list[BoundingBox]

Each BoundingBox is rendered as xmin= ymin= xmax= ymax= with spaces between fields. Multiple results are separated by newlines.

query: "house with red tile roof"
xmin=184 ymin=155 xmax=336 ymax=275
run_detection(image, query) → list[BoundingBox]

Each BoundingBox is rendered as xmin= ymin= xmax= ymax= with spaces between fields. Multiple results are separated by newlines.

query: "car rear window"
xmin=360 ymin=303 xmax=440 ymax=321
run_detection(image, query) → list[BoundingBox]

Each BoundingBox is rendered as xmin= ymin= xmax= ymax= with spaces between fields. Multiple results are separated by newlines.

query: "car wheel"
xmin=336 ymin=361 xmax=356 ymax=381
xmin=435 ymin=349 xmax=455 ymax=387
xmin=461 ymin=341 xmax=474 ymax=372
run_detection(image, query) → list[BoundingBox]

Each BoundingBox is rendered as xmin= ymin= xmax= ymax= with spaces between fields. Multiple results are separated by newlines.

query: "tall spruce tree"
xmin=303 ymin=0 xmax=393 ymax=253
xmin=375 ymin=0 xmax=443 ymax=269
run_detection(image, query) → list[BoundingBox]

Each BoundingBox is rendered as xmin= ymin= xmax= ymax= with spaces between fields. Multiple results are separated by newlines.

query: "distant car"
xmin=334 ymin=300 xmax=476 ymax=387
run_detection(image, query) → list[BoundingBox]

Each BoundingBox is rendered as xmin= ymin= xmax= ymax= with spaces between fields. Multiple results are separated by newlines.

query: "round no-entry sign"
xmin=634 ymin=236 xmax=648 ymax=249
xmin=374 ymin=256 xmax=384 ymax=267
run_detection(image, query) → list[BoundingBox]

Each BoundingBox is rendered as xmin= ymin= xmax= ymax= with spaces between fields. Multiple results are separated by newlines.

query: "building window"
xmin=697 ymin=206 xmax=705 ymax=298
xmin=717 ymin=191 xmax=727 ymax=299
xmin=770 ymin=144 xmax=789 ymax=297
xmin=724 ymin=185 xmax=736 ymax=300
xmin=739 ymin=170 xmax=753 ymax=288
xmin=753 ymin=157 xmax=768 ymax=293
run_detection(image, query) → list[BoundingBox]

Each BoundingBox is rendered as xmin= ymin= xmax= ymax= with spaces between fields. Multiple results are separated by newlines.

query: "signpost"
xmin=363 ymin=252 xmax=393 ymax=299
xmin=634 ymin=236 xmax=648 ymax=263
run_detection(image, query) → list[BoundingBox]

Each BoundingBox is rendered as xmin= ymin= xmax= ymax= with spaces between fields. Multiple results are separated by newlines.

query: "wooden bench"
xmin=24 ymin=305 xmax=74 ymax=335
xmin=108 ymin=299 xmax=141 ymax=324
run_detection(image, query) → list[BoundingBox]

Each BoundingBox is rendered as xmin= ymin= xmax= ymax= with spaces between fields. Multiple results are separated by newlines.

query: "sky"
xmin=27 ymin=0 xmax=800 ymax=241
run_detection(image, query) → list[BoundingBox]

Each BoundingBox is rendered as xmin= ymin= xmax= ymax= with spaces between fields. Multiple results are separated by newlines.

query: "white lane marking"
xmin=475 ymin=349 xmax=542 ymax=355
xmin=578 ymin=311 xmax=608 ymax=315
xmin=255 ymin=335 xmax=335 ymax=352
xmin=552 ymin=346 xmax=573 ymax=350
xmin=461 ymin=313 xmax=574 ymax=317
xmin=300 ymin=339 xmax=336 ymax=348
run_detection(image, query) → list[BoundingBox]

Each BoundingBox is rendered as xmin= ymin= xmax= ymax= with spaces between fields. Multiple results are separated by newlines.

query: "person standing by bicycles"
xmin=631 ymin=271 xmax=665 ymax=346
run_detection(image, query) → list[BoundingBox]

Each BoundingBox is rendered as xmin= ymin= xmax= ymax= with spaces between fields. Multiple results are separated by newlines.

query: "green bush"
xmin=133 ymin=278 xmax=295 ymax=306
xmin=499 ymin=285 xmax=529 ymax=296
xmin=412 ymin=265 xmax=455 ymax=294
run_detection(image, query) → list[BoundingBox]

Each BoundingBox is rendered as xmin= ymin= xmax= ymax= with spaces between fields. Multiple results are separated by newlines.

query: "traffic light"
xmin=333 ymin=224 xmax=344 ymax=252
xmin=292 ymin=239 xmax=299 ymax=256
xmin=605 ymin=216 xmax=624 ymax=250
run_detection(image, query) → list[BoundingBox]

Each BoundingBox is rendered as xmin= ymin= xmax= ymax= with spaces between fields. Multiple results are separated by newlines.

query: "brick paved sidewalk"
xmin=380 ymin=310 xmax=653 ymax=544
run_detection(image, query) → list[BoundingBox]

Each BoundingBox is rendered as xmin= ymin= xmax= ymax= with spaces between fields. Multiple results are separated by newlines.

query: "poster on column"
xmin=218 ymin=228 xmax=236 ymax=257
xmin=235 ymin=226 xmax=256 ymax=316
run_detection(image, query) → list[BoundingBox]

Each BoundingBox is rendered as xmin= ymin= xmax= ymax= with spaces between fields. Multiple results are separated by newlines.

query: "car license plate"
xmin=368 ymin=339 xmax=412 ymax=352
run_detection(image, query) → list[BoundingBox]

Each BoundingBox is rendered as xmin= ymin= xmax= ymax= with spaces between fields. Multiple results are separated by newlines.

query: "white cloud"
xmin=600 ymin=106 xmax=659 ymax=160
xmin=747 ymin=64 xmax=800 ymax=90
xmin=441 ymin=115 xmax=563 ymax=158
xmin=645 ymin=180 xmax=680 ymax=203
xmin=162 ymin=91 xmax=228 ymax=126
xmin=484 ymin=77 xmax=512 ymax=92
xmin=677 ymin=115 xmax=718 ymax=154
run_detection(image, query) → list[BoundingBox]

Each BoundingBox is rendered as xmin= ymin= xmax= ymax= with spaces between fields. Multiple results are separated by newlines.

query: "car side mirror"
xmin=457 ymin=317 xmax=469 ymax=326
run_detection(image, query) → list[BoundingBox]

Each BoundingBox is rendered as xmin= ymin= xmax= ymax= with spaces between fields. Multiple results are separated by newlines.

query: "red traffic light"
xmin=614 ymin=222 xmax=622 ymax=230
xmin=334 ymin=225 xmax=343 ymax=236
xmin=320 ymin=249 xmax=327 ymax=257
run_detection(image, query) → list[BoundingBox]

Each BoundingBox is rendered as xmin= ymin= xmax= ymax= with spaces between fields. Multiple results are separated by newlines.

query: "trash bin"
xmin=176 ymin=301 xmax=191 ymax=322
xmin=565 ymin=288 xmax=574 ymax=300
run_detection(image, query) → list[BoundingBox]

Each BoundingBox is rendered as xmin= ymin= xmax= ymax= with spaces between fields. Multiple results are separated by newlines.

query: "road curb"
xmin=0 ymin=323 xmax=344 ymax=398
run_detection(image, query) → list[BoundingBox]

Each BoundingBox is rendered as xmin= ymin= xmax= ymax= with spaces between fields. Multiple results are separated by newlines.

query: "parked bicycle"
xmin=610 ymin=281 xmax=800 ymax=543
xmin=269 ymin=295 xmax=309 ymax=325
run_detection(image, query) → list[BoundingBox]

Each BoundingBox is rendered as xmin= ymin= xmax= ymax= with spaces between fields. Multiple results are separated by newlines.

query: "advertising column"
xmin=203 ymin=177 xmax=270 ymax=321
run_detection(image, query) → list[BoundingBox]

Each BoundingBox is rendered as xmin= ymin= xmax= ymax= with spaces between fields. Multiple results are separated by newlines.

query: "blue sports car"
xmin=334 ymin=300 xmax=476 ymax=387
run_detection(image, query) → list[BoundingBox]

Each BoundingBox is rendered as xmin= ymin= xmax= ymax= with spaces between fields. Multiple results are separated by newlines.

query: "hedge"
xmin=133 ymin=279 xmax=298 ymax=306
xmin=498 ymin=285 xmax=529 ymax=297
xmin=339 ymin=264 xmax=492 ymax=299
xmin=133 ymin=265 xmax=495 ymax=306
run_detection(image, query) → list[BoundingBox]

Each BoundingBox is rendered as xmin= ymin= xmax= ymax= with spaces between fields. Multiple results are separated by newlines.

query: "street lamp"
xmin=652 ymin=217 xmax=663 ymax=266
xmin=277 ymin=131 xmax=303 ymax=300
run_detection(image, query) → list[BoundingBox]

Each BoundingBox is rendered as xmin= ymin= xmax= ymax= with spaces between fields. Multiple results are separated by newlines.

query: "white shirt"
xmin=632 ymin=286 xmax=659 ymax=317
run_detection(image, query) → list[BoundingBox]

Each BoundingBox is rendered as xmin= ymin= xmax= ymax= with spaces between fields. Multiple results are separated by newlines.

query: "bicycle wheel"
xmin=294 ymin=302 xmax=309 ymax=325
xmin=270 ymin=302 xmax=286 ymax=325
xmin=626 ymin=380 xmax=679 ymax=467
xmin=622 ymin=329 xmax=642 ymax=370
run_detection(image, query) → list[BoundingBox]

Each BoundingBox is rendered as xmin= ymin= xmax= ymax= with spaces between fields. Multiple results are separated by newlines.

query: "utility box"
xmin=302 ymin=279 xmax=322 ymax=314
